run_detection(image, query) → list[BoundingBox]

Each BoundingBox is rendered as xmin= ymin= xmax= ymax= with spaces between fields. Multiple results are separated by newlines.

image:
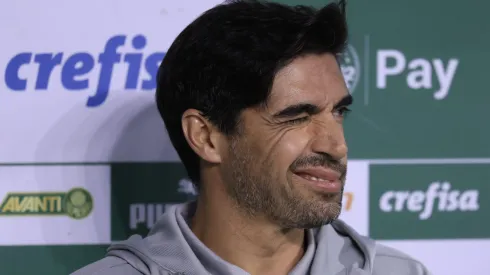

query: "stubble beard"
xmin=223 ymin=137 xmax=344 ymax=229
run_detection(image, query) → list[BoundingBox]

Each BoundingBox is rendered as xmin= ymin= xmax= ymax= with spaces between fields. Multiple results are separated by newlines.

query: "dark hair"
xmin=156 ymin=0 xmax=348 ymax=188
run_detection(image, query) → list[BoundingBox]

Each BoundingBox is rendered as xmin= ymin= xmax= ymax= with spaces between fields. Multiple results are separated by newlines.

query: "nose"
xmin=310 ymin=120 xmax=348 ymax=161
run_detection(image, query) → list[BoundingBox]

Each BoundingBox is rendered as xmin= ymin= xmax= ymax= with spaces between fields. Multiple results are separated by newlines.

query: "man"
xmin=73 ymin=0 xmax=431 ymax=274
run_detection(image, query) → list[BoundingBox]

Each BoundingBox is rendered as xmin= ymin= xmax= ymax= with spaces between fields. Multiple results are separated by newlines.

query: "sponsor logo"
xmin=4 ymin=34 xmax=166 ymax=107
xmin=129 ymin=179 xmax=196 ymax=230
xmin=0 ymin=188 xmax=93 ymax=219
xmin=370 ymin=164 xmax=489 ymax=239
xmin=339 ymin=44 xmax=460 ymax=100
xmin=379 ymin=181 xmax=479 ymax=220
xmin=376 ymin=49 xmax=459 ymax=100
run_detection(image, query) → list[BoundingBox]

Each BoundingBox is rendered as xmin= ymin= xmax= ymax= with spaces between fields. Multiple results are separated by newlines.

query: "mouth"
xmin=292 ymin=167 xmax=342 ymax=193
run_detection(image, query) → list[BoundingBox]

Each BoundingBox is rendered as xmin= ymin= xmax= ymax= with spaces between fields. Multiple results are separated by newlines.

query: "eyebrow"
xmin=334 ymin=94 xmax=353 ymax=109
xmin=272 ymin=94 xmax=353 ymax=119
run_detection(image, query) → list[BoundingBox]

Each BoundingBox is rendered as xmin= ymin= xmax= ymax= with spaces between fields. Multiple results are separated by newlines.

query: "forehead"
xmin=266 ymin=53 xmax=348 ymax=109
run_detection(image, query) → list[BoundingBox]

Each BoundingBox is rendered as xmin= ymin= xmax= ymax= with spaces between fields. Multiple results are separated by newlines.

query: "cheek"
xmin=273 ymin=130 xmax=311 ymax=165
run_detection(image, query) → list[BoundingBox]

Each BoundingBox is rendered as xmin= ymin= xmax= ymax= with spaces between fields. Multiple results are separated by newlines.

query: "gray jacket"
xmin=71 ymin=203 xmax=431 ymax=275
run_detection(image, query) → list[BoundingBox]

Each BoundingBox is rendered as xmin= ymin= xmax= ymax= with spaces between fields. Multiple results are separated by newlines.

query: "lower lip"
xmin=293 ymin=173 xmax=342 ymax=193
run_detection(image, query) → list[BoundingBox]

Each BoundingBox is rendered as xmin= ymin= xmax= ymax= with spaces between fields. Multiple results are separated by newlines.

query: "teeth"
xmin=303 ymin=175 xmax=328 ymax=182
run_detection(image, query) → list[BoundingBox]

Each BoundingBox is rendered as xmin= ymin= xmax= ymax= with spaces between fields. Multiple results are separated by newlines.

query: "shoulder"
xmin=70 ymin=256 xmax=145 ymax=275
xmin=372 ymin=243 xmax=431 ymax=275
xmin=329 ymin=220 xmax=431 ymax=275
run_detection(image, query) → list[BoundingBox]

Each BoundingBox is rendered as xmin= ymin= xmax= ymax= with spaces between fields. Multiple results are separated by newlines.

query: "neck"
xmin=190 ymin=185 xmax=306 ymax=275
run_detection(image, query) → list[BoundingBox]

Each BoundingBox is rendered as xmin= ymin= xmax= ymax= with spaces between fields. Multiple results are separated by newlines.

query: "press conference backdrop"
xmin=0 ymin=0 xmax=488 ymax=274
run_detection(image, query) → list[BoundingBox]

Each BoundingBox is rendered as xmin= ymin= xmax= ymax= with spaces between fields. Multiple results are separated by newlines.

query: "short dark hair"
xmin=156 ymin=0 xmax=348 ymax=188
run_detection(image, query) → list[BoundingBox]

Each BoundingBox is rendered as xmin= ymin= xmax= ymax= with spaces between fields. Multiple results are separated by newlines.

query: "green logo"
xmin=0 ymin=188 xmax=93 ymax=220
xmin=65 ymin=188 xmax=94 ymax=219
xmin=370 ymin=164 xmax=490 ymax=240
xmin=339 ymin=44 xmax=361 ymax=94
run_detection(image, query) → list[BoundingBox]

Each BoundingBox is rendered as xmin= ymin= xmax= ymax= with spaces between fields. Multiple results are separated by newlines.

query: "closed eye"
xmin=284 ymin=107 xmax=350 ymax=125
xmin=284 ymin=116 xmax=309 ymax=125
xmin=334 ymin=106 xmax=351 ymax=119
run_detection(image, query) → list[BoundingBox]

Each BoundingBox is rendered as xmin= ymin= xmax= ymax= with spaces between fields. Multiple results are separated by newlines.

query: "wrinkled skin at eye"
xmin=220 ymin=53 xmax=350 ymax=229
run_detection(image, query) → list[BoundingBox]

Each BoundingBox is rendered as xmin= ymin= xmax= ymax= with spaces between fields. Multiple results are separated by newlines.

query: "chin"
xmin=292 ymin=216 xmax=338 ymax=229
xmin=279 ymin=200 xmax=342 ymax=229
xmin=312 ymin=198 xmax=343 ymax=223
xmin=318 ymin=202 xmax=342 ymax=222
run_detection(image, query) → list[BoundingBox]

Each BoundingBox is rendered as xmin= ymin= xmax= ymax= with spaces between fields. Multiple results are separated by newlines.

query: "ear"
xmin=181 ymin=109 xmax=223 ymax=163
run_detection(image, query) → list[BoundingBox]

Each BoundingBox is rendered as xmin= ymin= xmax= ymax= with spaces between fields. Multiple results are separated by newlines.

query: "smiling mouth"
xmin=293 ymin=167 xmax=342 ymax=193
xmin=296 ymin=173 xmax=332 ymax=182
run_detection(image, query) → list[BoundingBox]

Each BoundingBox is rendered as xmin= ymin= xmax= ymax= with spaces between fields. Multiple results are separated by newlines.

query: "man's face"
xmin=221 ymin=53 xmax=351 ymax=229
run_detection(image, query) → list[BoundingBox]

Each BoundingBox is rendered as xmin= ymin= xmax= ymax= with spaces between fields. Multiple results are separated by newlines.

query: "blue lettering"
xmin=87 ymin=35 xmax=126 ymax=107
xmin=62 ymin=52 xmax=94 ymax=90
xmin=34 ymin=53 xmax=63 ymax=90
xmin=124 ymin=35 xmax=146 ymax=89
xmin=4 ymin=34 xmax=166 ymax=107
xmin=143 ymin=52 xmax=165 ymax=90
xmin=5 ymin=53 xmax=32 ymax=91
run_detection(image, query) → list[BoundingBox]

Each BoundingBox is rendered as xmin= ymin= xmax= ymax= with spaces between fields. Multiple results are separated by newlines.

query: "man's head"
xmin=156 ymin=0 xmax=351 ymax=229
